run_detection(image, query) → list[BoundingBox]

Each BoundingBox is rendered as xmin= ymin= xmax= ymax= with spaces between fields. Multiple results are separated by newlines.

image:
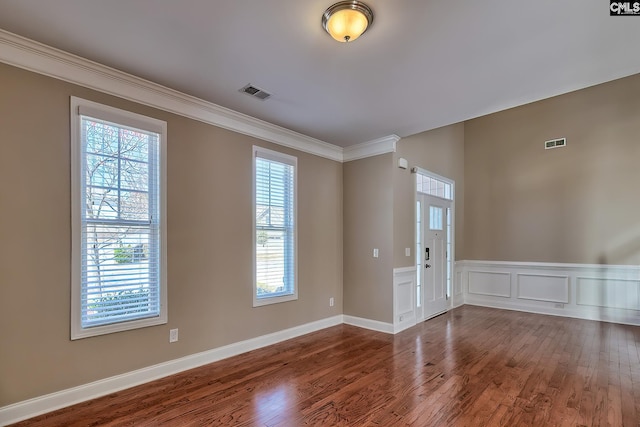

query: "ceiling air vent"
xmin=544 ymin=138 xmax=566 ymax=150
xmin=239 ymin=84 xmax=271 ymax=101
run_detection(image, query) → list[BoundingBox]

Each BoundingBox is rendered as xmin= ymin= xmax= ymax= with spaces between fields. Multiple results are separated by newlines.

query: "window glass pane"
xmin=255 ymin=153 xmax=295 ymax=301
xmin=120 ymin=190 xmax=149 ymax=221
xmin=256 ymin=228 xmax=287 ymax=295
xmin=86 ymin=153 xmax=118 ymax=188
xmin=447 ymin=208 xmax=452 ymax=297
xmin=82 ymin=224 xmax=158 ymax=327
xmin=416 ymin=172 xmax=453 ymax=200
xmin=120 ymin=129 xmax=149 ymax=162
xmin=416 ymin=201 xmax=421 ymax=308
xmin=429 ymin=206 xmax=443 ymax=230
xmin=121 ymin=160 xmax=148 ymax=192
xmin=85 ymin=187 xmax=119 ymax=220
xmin=80 ymin=117 xmax=160 ymax=329
xmin=85 ymin=121 xmax=119 ymax=155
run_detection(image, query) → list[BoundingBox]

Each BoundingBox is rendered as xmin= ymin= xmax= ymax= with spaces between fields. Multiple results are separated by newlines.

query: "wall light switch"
xmin=373 ymin=248 xmax=379 ymax=258
xmin=405 ymin=247 xmax=411 ymax=257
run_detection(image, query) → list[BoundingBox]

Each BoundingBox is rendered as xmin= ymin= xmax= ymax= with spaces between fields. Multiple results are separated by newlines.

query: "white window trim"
xmin=70 ymin=96 xmax=167 ymax=339
xmin=252 ymin=145 xmax=298 ymax=307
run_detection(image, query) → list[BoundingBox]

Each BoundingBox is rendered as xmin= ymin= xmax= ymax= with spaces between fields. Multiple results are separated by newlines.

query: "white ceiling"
xmin=0 ymin=0 xmax=639 ymax=148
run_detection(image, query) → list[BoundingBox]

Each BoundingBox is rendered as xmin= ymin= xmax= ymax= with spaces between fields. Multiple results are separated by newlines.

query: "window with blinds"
xmin=253 ymin=146 xmax=297 ymax=306
xmin=71 ymin=97 xmax=167 ymax=339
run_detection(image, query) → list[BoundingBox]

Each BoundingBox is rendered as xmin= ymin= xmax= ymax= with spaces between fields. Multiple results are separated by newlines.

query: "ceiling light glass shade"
xmin=322 ymin=1 xmax=374 ymax=43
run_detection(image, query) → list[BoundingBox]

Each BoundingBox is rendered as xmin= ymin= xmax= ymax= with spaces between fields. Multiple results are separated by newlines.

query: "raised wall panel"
xmin=517 ymin=274 xmax=569 ymax=303
xmin=576 ymin=277 xmax=640 ymax=310
xmin=397 ymin=280 xmax=414 ymax=314
xmin=468 ymin=271 xmax=511 ymax=298
xmin=455 ymin=270 xmax=463 ymax=295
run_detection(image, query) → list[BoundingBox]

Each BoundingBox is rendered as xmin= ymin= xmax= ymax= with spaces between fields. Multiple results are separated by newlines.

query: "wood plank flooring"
xmin=11 ymin=306 xmax=640 ymax=426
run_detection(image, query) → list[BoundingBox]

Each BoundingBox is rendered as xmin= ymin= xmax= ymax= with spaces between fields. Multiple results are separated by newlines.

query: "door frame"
xmin=413 ymin=167 xmax=455 ymax=321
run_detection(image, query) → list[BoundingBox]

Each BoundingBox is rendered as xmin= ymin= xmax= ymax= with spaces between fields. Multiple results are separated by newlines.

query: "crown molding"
xmin=342 ymin=134 xmax=400 ymax=162
xmin=0 ymin=29 xmax=345 ymax=162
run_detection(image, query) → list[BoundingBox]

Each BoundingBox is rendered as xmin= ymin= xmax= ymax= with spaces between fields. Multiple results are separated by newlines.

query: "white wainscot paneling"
xmin=468 ymin=271 xmax=511 ymax=298
xmin=459 ymin=261 xmax=640 ymax=327
xmin=576 ymin=277 xmax=640 ymax=310
xmin=393 ymin=267 xmax=416 ymax=333
xmin=452 ymin=267 xmax=464 ymax=307
xmin=455 ymin=270 xmax=463 ymax=296
xmin=517 ymin=274 xmax=569 ymax=304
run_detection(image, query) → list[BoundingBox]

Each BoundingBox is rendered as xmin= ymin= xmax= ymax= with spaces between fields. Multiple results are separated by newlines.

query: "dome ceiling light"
xmin=322 ymin=1 xmax=374 ymax=43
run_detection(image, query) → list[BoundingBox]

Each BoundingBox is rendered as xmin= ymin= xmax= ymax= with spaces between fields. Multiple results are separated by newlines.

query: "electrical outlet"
xmin=329 ymin=297 xmax=334 ymax=307
xmin=169 ymin=328 xmax=179 ymax=343
xmin=373 ymin=248 xmax=379 ymax=258
xmin=554 ymin=303 xmax=565 ymax=309
xmin=405 ymin=247 xmax=411 ymax=257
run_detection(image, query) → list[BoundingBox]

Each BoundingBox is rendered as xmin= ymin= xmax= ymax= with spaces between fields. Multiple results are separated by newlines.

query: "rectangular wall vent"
xmin=240 ymin=84 xmax=272 ymax=101
xmin=545 ymin=138 xmax=566 ymax=150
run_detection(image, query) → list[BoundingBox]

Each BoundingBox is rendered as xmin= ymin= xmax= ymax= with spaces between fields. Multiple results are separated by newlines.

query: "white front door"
xmin=417 ymin=194 xmax=450 ymax=320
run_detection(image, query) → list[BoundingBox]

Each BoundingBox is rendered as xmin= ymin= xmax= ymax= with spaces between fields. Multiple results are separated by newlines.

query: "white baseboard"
xmin=458 ymin=260 xmax=640 ymax=326
xmin=343 ymin=315 xmax=395 ymax=334
xmin=452 ymin=293 xmax=464 ymax=308
xmin=0 ymin=315 xmax=343 ymax=426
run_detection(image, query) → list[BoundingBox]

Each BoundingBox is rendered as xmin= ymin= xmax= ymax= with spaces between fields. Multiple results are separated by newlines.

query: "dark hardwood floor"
xmin=11 ymin=305 xmax=640 ymax=426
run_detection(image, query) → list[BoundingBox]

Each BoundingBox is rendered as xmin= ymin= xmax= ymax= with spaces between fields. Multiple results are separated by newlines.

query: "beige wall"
xmin=0 ymin=63 xmax=343 ymax=406
xmin=393 ymin=124 xmax=466 ymax=267
xmin=343 ymin=154 xmax=394 ymax=323
xmin=465 ymin=73 xmax=640 ymax=264
xmin=3 ymin=55 xmax=640 ymax=409
xmin=343 ymin=125 xmax=465 ymax=321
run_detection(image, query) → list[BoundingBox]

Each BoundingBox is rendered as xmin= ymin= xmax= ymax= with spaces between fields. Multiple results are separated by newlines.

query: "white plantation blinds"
xmin=254 ymin=147 xmax=297 ymax=305
xmin=71 ymin=97 xmax=167 ymax=339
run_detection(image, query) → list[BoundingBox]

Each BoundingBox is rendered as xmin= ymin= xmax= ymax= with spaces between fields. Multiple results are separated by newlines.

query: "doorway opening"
xmin=414 ymin=169 xmax=454 ymax=321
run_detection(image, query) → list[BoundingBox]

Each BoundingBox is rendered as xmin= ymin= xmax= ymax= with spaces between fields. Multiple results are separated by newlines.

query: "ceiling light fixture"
xmin=322 ymin=1 xmax=374 ymax=43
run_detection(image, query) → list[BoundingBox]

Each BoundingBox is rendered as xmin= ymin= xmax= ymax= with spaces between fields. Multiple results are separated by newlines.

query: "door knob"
xmin=425 ymin=264 xmax=431 ymax=268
